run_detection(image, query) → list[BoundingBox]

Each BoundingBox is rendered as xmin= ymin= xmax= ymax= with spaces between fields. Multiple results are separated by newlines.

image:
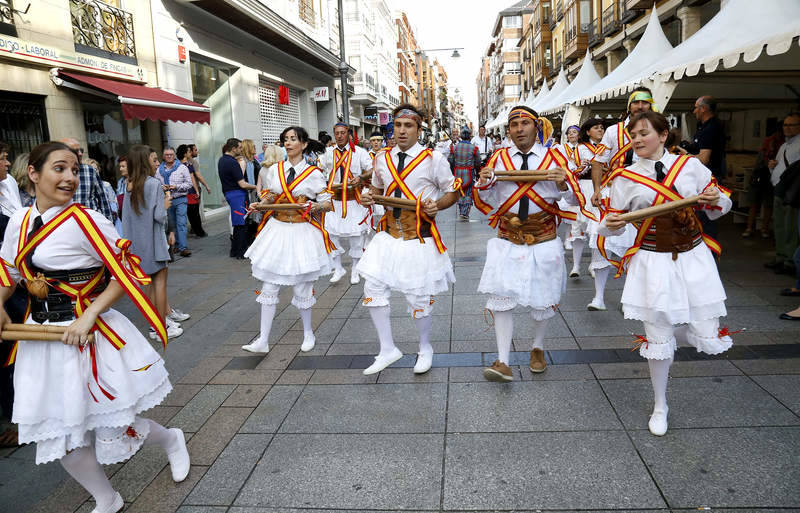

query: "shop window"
xmin=81 ymin=100 xmax=146 ymax=181
xmin=190 ymin=53 xmax=237 ymax=105
xmin=0 ymin=92 xmax=49 ymax=160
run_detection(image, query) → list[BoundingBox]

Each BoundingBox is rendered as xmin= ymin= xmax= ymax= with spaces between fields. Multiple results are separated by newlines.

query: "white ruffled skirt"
xmin=356 ymin=232 xmax=454 ymax=295
xmin=622 ymin=244 xmax=727 ymax=326
xmin=246 ymin=218 xmax=334 ymax=285
xmin=12 ymin=309 xmax=171 ymax=465
xmin=325 ymin=199 xmax=369 ymax=237
xmin=478 ymin=237 xmax=567 ymax=310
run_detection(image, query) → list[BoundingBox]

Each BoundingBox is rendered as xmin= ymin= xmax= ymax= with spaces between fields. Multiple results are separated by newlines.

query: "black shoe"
xmin=779 ymin=312 xmax=800 ymax=321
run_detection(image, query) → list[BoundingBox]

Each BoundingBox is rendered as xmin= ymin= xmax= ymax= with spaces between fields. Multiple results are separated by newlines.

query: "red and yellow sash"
xmin=0 ymin=258 xmax=12 ymax=287
xmin=256 ymin=162 xmax=335 ymax=253
xmin=597 ymin=155 xmax=727 ymax=277
xmin=574 ymin=142 xmax=606 ymax=170
xmin=608 ymin=123 xmax=632 ymax=169
xmin=562 ymin=144 xmax=576 ymax=164
xmin=6 ymin=205 xmax=166 ymax=400
xmin=379 ymin=149 xmax=448 ymax=253
xmin=472 ymin=147 xmax=596 ymax=225
xmin=327 ymin=148 xmax=361 ymax=217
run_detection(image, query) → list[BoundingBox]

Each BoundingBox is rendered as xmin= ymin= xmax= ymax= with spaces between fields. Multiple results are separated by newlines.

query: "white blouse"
xmin=371 ymin=142 xmax=458 ymax=202
xmin=261 ymin=160 xmax=331 ymax=202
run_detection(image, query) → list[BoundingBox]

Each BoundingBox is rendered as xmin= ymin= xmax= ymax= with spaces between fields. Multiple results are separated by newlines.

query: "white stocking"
xmin=299 ymin=307 xmax=313 ymax=336
xmin=648 ymin=356 xmax=673 ymax=412
xmin=571 ymin=238 xmax=585 ymax=272
xmin=493 ymin=310 xmax=514 ymax=364
xmin=531 ymin=317 xmax=549 ymax=350
xmin=257 ymin=303 xmax=276 ymax=346
xmin=60 ymin=446 xmax=117 ymax=511
xmin=332 ymin=254 xmax=344 ymax=272
xmin=351 ymin=256 xmax=360 ymax=272
xmin=415 ymin=314 xmax=433 ymax=355
xmin=593 ymin=266 xmax=611 ymax=303
xmin=142 ymin=418 xmax=177 ymax=451
xmin=368 ymin=305 xmax=396 ymax=356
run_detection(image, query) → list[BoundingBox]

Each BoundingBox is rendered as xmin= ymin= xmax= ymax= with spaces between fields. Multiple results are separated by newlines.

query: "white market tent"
xmin=532 ymin=68 xmax=570 ymax=111
xmin=539 ymin=50 xmax=603 ymax=114
xmin=527 ymin=79 xmax=550 ymax=109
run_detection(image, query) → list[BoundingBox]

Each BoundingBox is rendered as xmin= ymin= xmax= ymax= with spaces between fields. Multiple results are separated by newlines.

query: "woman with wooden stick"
xmin=599 ymin=111 xmax=733 ymax=436
xmin=242 ymin=126 xmax=334 ymax=354
xmin=0 ymin=142 xmax=189 ymax=513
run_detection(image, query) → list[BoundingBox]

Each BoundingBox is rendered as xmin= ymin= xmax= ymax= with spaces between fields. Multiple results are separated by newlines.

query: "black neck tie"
xmin=655 ymin=161 xmax=666 ymax=183
xmin=518 ymin=152 xmax=531 ymax=221
xmin=26 ymin=215 xmax=43 ymax=270
xmin=393 ymin=152 xmax=407 ymax=219
xmin=287 ymin=167 xmax=296 ymax=184
xmin=625 ymin=147 xmax=634 ymax=166
xmin=338 ymin=149 xmax=347 ymax=182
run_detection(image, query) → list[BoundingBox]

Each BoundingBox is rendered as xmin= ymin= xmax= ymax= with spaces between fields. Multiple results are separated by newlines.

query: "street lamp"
xmin=337 ymin=0 xmax=349 ymax=125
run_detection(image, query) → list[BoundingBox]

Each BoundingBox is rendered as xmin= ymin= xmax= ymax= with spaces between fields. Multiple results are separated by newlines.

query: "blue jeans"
xmin=168 ymin=196 xmax=188 ymax=251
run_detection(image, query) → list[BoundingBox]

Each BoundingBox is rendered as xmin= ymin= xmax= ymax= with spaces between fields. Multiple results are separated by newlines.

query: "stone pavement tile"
xmin=308 ymin=369 xmax=379 ymax=385
xmin=277 ymin=318 xmax=345 ymax=345
xmin=230 ymin=510 xmax=436 ymax=513
xmin=448 ymin=365 xmax=523 ymax=382
xmin=578 ymin=335 xmax=640 ymax=350
xmin=241 ymin=317 xmax=294 ymax=338
xmin=601 ymin=376 xmax=800 ymax=430
xmin=274 ymin=369 xmax=314 ymax=385
xmin=451 ymin=339 xmax=496 ymax=352
xmin=590 ymin=361 xmax=745 ymax=380
xmin=732 ymin=358 xmax=800 ymax=375
xmin=146 ymin=405 xmax=181 ymax=426
xmin=443 ymin=432 xmax=666 ymax=510
xmin=239 ymin=385 xmax=304 ymax=433
xmin=349 ymin=295 xmax=453 ymax=318
xmin=327 ymin=300 xmax=359 ymax=319
xmin=168 ymin=385 xmax=236 ymax=433
xmin=752 ymin=375 xmax=800 ymax=415
xmin=451 ymin=313 xmax=572 ymax=340
xmin=631 ymin=427 xmax=800 ymax=508
xmin=334 ymin=315 xmax=451 ymax=344
xmin=125 ymin=465 xmax=207 ymax=513
xmin=222 ymin=331 xmax=259 ymax=346
xmin=176 ymin=507 xmax=229 ymax=513
xmin=724 ymin=330 xmax=777 ymax=345
xmin=513 ymin=336 xmax=580 ymax=351
xmin=561 ymin=309 xmax=643 ymax=337
xmin=185 ymin=434 xmax=272 ymax=506
xmin=558 ymin=289 xmax=623 ymax=312
xmin=212 ymin=343 xmax=262 ymax=357
xmin=447 ymin=381 xmax=621 ymax=432
xmin=222 ymin=384 xmax=271 ymax=407
xmin=187 ymin=407 xmax=253 ymax=466
xmin=162 ymin=384 xmax=203 ymax=407
xmin=209 ymin=369 xmax=282 ymax=385
xmin=22 ymin=475 xmax=90 ymax=513
xmin=378 ymin=367 xmax=448 ymax=383
xmin=179 ymin=357 xmax=233 ymax=385
xmin=234 ymin=433 xmax=443 ymax=510
xmin=518 ymin=363 xmax=595 ymax=381
xmin=280 ymin=384 xmax=446 ymax=434
xmin=326 ymin=341 xmax=449 ymax=355
xmin=722 ymin=306 xmax=800 ymax=332
xmin=110 ymin=444 xmax=173 ymax=502
xmin=764 ymin=331 xmax=800 ymax=344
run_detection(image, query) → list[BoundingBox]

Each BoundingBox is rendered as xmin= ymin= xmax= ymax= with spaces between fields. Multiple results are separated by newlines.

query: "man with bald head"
xmin=58 ymin=138 xmax=113 ymax=220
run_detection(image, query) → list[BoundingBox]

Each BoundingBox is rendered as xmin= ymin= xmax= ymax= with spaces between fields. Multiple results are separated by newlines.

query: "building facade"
xmin=395 ymin=12 xmax=419 ymax=107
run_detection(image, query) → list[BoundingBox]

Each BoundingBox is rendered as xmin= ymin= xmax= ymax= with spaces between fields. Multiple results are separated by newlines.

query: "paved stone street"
xmin=3 ymin=207 xmax=800 ymax=513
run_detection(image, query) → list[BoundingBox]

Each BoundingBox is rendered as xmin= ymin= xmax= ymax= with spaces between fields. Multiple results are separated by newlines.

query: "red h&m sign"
xmin=278 ymin=85 xmax=289 ymax=105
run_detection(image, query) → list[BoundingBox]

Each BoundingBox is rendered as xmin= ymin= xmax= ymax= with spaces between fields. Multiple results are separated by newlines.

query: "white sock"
xmin=256 ymin=303 xmax=276 ymax=346
xmin=60 ymin=446 xmax=117 ymax=511
xmin=571 ymin=238 xmax=585 ymax=271
xmin=493 ymin=310 xmax=513 ymax=364
xmin=593 ymin=266 xmax=611 ymax=303
xmin=143 ymin=418 xmax=178 ymax=452
xmin=298 ymin=307 xmax=314 ymax=336
xmin=415 ymin=314 xmax=433 ymax=355
xmin=333 ymin=255 xmax=344 ymax=272
xmin=368 ymin=305 xmax=396 ymax=356
xmin=648 ymin=356 xmax=673 ymax=412
xmin=351 ymin=256 xmax=360 ymax=272
xmin=530 ymin=316 xmax=549 ymax=350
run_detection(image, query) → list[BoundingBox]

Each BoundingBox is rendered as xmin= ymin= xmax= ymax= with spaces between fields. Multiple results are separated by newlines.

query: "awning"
xmin=53 ymin=70 xmax=210 ymax=124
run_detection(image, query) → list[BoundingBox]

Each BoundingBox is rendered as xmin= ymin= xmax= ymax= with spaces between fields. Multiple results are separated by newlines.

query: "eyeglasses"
xmin=784 ymin=123 xmax=800 ymax=127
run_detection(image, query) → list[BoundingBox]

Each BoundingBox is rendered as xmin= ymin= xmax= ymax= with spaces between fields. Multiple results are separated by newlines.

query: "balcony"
xmin=601 ymin=1 xmax=621 ymax=37
xmin=626 ymin=0 xmax=651 ymax=9
xmin=554 ymin=51 xmax=562 ymax=71
xmin=555 ymin=0 xmax=564 ymax=21
xmin=70 ymin=0 xmax=136 ymax=63
xmin=0 ymin=0 xmax=16 ymax=37
xmin=547 ymin=8 xmax=556 ymax=29
xmin=620 ymin=2 xmax=638 ymax=23
xmin=564 ymin=23 xmax=588 ymax=62
xmin=586 ymin=18 xmax=602 ymax=48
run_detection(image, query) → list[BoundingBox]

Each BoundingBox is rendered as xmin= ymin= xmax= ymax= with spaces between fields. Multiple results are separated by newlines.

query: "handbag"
xmin=775 ymin=151 xmax=800 ymax=206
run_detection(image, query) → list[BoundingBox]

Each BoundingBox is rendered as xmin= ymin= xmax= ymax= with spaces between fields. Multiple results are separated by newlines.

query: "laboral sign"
xmin=313 ymin=87 xmax=329 ymax=102
xmin=0 ymin=34 xmax=147 ymax=82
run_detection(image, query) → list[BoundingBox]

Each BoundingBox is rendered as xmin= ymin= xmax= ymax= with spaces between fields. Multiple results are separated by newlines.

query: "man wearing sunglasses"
xmin=58 ymin=138 xmax=113 ymax=221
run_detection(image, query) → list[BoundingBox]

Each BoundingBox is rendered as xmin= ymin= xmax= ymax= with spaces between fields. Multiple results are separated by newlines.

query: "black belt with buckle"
xmin=28 ymin=266 xmax=109 ymax=324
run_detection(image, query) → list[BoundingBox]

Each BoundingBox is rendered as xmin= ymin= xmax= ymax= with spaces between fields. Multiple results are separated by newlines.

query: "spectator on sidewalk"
xmin=241 ymin=139 xmax=261 ymax=243
xmin=123 ymin=145 xmax=183 ymax=340
xmin=177 ymin=145 xmax=208 ymax=238
xmin=187 ymin=143 xmax=211 ymax=236
xmin=58 ymin=138 xmax=113 ymax=220
xmin=471 ymin=125 xmax=494 ymax=167
xmin=219 ymin=138 xmax=256 ymax=258
xmin=767 ymin=112 xmax=800 ymax=276
xmin=156 ymin=147 xmax=193 ymax=257
xmin=744 ymin=124 xmax=782 ymax=238
xmin=10 ymin=153 xmax=34 ymax=207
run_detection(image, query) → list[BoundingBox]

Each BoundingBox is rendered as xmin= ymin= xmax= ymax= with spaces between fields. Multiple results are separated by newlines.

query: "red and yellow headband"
xmin=627 ymin=91 xmax=659 ymax=112
xmin=395 ymin=108 xmax=422 ymax=124
xmin=508 ymin=108 xmax=538 ymax=122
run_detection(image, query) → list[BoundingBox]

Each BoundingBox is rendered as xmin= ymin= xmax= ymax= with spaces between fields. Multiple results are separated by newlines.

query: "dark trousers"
xmin=0 ymin=287 xmax=29 ymax=420
xmin=231 ymin=225 xmax=249 ymax=258
xmin=697 ymin=210 xmax=718 ymax=241
xmin=187 ymin=203 xmax=206 ymax=237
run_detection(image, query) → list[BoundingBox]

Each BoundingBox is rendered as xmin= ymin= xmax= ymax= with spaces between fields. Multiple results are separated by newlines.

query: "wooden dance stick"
xmin=492 ymin=171 xmax=550 ymax=177
xmin=328 ymin=173 xmax=372 ymax=191
xmin=495 ymin=175 xmax=549 ymax=183
xmin=251 ymin=203 xmax=307 ymax=212
xmin=1 ymin=324 xmax=95 ymax=342
xmin=371 ymin=195 xmax=419 ymax=211
xmin=616 ymin=195 xmax=701 ymax=223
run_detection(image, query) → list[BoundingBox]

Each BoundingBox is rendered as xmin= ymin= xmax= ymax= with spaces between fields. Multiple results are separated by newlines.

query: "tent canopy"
xmin=527 ymin=80 xmax=550 ymax=109
xmin=540 ymin=50 xmax=603 ymax=114
xmin=533 ymin=68 xmax=569 ymax=111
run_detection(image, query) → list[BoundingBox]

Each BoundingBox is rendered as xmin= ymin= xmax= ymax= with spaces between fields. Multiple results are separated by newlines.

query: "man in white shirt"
xmin=358 ymin=104 xmax=460 ymax=375
xmin=471 ymin=125 xmax=494 ymax=165
xmin=768 ymin=112 xmax=800 ymax=274
xmin=0 ymin=146 xmax=22 ymax=222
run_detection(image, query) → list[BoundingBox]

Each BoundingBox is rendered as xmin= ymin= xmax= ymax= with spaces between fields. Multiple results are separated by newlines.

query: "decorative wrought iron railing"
xmin=70 ymin=0 xmax=136 ymax=60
